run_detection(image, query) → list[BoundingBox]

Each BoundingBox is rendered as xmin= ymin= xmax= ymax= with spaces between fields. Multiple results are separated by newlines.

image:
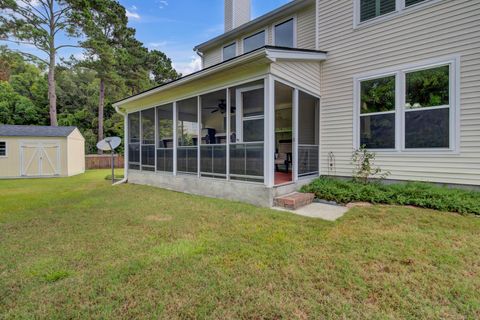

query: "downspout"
xmin=113 ymin=105 xmax=128 ymax=185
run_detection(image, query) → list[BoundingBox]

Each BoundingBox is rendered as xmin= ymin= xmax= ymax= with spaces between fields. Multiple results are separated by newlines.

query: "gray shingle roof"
xmin=0 ymin=125 xmax=78 ymax=137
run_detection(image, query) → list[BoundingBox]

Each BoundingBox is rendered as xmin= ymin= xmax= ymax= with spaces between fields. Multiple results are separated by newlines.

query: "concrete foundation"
xmin=127 ymin=170 xmax=317 ymax=207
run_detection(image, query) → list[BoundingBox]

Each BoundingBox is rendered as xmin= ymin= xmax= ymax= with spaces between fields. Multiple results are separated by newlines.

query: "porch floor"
xmin=275 ymin=171 xmax=293 ymax=185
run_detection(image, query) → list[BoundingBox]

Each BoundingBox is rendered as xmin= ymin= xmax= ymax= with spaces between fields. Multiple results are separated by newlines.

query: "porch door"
xmin=235 ymin=85 xmax=264 ymax=143
xmin=21 ymin=142 xmax=60 ymax=177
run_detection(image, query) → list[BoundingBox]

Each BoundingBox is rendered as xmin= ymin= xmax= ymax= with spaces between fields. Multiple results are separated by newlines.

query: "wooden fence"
xmin=85 ymin=154 xmax=124 ymax=169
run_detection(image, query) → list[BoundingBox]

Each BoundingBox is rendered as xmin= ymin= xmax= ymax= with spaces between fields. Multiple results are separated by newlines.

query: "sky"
xmin=5 ymin=0 xmax=291 ymax=75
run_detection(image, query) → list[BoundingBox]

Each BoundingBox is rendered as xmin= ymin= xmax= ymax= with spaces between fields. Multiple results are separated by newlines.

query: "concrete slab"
xmin=273 ymin=202 xmax=348 ymax=221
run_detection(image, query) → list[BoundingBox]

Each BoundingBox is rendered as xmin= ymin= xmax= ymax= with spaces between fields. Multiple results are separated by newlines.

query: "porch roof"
xmin=113 ymin=46 xmax=326 ymax=110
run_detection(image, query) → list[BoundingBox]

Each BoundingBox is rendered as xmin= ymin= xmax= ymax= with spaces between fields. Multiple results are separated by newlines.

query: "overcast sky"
xmin=4 ymin=0 xmax=291 ymax=75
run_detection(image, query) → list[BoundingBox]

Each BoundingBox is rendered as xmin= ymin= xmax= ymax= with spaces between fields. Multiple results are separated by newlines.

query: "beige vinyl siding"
xmin=297 ymin=6 xmax=316 ymax=49
xmin=224 ymin=0 xmax=233 ymax=31
xmin=202 ymin=4 xmax=317 ymax=68
xmin=318 ymin=0 xmax=480 ymax=185
xmin=203 ymin=47 xmax=222 ymax=68
xmin=270 ymin=60 xmax=321 ymax=96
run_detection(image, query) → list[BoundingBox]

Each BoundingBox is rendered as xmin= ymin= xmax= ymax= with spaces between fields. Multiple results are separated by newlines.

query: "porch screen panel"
xmin=177 ymin=98 xmax=198 ymax=174
xmin=128 ymin=112 xmax=140 ymax=170
xmin=157 ymin=103 xmax=174 ymax=172
xmin=229 ymin=143 xmax=264 ymax=182
xmin=298 ymin=91 xmax=319 ymax=177
xmin=141 ymin=108 xmax=155 ymax=171
xmin=200 ymin=90 xmax=227 ymax=178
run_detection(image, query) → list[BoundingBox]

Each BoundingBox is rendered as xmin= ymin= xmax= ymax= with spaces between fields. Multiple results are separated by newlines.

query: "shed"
xmin=0 ymin=125 xmax=85 ymax=178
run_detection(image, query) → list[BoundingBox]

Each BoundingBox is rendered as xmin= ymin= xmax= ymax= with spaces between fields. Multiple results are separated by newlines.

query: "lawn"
xmin=0 ymin=170 xmax=479 ymax=319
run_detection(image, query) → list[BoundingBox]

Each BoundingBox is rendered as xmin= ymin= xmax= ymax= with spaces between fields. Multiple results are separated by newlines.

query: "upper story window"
xmin=360 ymin=0 xmax=396 ymax=22
xmin=0 ymin=141 xmax=6 ymax=157
xmin=243 ymin=31 xmax=265 ymax=53
xmin=357 ymin=0 xmax=431 ymax=25
xmin=274 ymin=18 xmax=294 ymax=48
xmin=355 ymin=58 xmax=458 ymax=152
xmin=222 ymin=43 xmax=236 ymax=61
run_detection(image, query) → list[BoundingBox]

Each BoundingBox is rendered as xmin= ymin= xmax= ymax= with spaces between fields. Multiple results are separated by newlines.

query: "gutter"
xmin=113 ymin=105 xmax=128 ymax=186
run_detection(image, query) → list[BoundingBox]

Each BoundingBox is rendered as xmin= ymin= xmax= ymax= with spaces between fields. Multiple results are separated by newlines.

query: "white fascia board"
xmin=265 ymin=48 xmax=327 ymax=62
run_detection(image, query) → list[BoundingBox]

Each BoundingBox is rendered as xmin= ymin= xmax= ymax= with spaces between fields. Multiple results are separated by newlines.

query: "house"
xmin=0 ymin=125 xmax=85 ymax=178
xmin=113 ymin=0 xmax=480 ymax=206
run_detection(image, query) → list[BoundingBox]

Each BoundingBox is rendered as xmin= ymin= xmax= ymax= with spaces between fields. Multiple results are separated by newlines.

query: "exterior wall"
xmin=317 ymin=0 xmax=480 ymax=185
xmin=270 ymin=60 xmax=321 ymax=96
xmin=0 ymin=136 xmax=69 ymax=178
xmin=67 ymin=129 xmax=85 ymax=176
xmin=202 ymin=5 xmax=316 ymax=68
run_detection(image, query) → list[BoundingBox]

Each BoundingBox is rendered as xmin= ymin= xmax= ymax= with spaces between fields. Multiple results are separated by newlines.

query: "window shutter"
xmin=405 ymin=0 xmax=426 ymax=7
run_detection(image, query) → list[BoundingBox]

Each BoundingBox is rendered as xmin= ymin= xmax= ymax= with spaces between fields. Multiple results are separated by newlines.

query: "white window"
xmin=222 ymin=42 xmax=236 ymax=61
xmin=0 ymin=141 xmax=6 ymax=157
xmin=243 ymin=31 xmax=265 ymax=54
xmin=274 ymin=18 xmax=294 ymax=48
xmin=355 ymin=0 xmax=436 ymax=26
xmin=355 ymin=57 xmax=458 ymax=152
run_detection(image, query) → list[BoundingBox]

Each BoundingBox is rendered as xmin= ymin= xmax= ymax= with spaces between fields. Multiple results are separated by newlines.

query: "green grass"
xmin=1 ymin=170 xmax=479 ymax=319
xmin=301 ymin=177 xmax=480 ymax=215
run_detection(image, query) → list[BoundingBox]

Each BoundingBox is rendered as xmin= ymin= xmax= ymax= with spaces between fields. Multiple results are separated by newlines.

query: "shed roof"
xmin=0 ymin=125 xmax=78 ymax=137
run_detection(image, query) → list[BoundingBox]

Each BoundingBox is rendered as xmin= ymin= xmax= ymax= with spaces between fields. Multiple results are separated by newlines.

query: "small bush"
xmin=301 ymin=177 xmax=480 ymax=215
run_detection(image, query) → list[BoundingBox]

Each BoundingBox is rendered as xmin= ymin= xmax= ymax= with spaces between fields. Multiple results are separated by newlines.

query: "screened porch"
xmin=126 ymin=77 xmax=320 ymax=188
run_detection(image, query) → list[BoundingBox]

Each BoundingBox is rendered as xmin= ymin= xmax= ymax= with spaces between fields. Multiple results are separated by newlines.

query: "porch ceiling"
xmin=113 ymin=46 xmax=327 ymax=112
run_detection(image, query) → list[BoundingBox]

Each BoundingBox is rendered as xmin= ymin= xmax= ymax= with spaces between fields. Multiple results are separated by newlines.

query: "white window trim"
xmin=271 ymin=16 xmax=297 ymax=48
xmin=353 ymin=0 xmax=444 ymax=29
xmin=0 ymin=141 xmax=7 ymax=157
xmin=236 ymin=84 xmax=265 ymax=143
xmin=353 ymin=56 xmax=460 ymax=154
xmin=221 ymin=41 xmax=237 ymax=62
xmin=241 ymin=28 xmax=267 ymax=55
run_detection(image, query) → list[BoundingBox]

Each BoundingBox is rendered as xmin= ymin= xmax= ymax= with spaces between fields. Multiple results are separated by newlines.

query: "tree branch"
xmin=18 ymin=0 xmax=50 ymax=22
xmin=55 ymin=44 xmax=83 ymax=50
xmin=11 ymin=50 xmax=48 ymax=64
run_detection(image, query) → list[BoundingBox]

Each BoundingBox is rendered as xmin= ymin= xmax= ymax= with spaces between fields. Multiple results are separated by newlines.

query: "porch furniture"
xmin=201 ymin=128 xmax=216 ymax=144
xmin=275 ymin=141 xmax=292 ymax=172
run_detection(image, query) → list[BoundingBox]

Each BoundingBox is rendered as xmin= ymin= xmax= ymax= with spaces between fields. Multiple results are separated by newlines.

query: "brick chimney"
xmin=225 ymin=0 xmax=251 ymax=32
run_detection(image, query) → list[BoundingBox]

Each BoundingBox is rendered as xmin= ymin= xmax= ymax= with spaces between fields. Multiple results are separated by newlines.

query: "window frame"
xmin=0 ymin=141 xmax=7 ymax=157
xmin=272 ymin=16 xmax=297 ymax=48
xmin=353 ymin=0 xmax=442 ymax=28
xmin=221 ymin=42 xmax=237 ymax=62
xmin=353 ymin=56 xmax=460 ymax=154
xmin=241 ymin=29 xmax=267 ymax=54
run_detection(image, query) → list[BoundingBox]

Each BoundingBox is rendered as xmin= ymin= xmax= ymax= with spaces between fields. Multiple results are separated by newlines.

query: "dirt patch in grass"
xmin=145 ymin=215 xmax=172 ymax=222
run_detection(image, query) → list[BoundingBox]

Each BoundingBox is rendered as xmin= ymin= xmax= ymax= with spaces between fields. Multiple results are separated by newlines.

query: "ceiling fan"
xmin=204 ymin=99 xmax=235 ymax=114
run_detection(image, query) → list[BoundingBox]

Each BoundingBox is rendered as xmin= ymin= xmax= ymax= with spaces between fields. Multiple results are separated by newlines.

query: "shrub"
xmin=301 ymin=177 xmax=480 ymax=215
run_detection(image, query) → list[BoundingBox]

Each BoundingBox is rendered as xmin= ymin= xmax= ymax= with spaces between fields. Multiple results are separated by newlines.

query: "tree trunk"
xmin=97 ymin=78 xmax=105 ymax=155
xmin=48 ymin=49 xmax=57 ymax=126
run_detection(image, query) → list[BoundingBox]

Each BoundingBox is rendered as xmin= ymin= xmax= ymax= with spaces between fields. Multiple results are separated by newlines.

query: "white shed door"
xmin=20 ymin=142 xmax=61 ymax=177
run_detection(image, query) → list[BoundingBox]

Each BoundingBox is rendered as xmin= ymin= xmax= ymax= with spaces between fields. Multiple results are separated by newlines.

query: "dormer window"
xmin=222 ymin=43 xmax=236 ymax=61
xmin=274 ymin=18 xmax=294 ymax=48
xmin=243 ymin=30 xmax=265 ymax=53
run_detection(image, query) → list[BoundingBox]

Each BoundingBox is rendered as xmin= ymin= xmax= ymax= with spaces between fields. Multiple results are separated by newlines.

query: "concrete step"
xmin=274 ymin=192 xmax=315 ymax=210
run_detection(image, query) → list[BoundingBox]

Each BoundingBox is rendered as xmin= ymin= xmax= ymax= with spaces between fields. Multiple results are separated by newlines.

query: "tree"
xmin=147 ymin=50 xmax=181 ymax=85
xmin=0 ymin=0 xmax=87 ymax=126
xmin=0 ymin=81 xmax=40 ymax=124
xmin=75 ymin=0 xmax=129 ymax=153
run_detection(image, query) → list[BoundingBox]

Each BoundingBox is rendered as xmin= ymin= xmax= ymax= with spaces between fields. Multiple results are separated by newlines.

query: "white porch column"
xmin=293 ymin=88 xmax=299 ymax=182
xmin=264 ymin=74 xmax=275 ymax=188
xmin=226 ymin=88 xmax=231 ymax=181
xmin=173 ymin=101 xmax=178 ymax=176
xmin=124 ymin=113 xmax=128 ymax=175
xmin=197 ymin=96 xmax=201 ymax=178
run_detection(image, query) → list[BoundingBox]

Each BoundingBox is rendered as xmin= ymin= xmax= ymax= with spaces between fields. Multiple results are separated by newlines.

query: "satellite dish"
xmin=97 ymin=137 xmax=121 ymax=151
xmin=96 ymin=137 xmax=122 ymax=184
